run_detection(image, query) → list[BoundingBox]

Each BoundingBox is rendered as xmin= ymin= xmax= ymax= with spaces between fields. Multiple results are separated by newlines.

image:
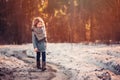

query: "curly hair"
xmin=32 ymin=17 xmax=45 ymax=28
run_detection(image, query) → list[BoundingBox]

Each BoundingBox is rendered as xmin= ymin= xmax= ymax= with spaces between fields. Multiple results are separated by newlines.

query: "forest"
xmin=0 ymin=0 xmax=120 ymax=44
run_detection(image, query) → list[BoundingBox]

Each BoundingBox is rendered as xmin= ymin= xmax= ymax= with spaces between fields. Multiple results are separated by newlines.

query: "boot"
xmin=36 ymin=61 xmax=41 ymax=69
xmin=42 ymin=61 xmax=46 ymax=71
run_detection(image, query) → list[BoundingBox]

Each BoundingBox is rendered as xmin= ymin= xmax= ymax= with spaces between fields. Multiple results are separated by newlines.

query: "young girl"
xmin=32 ymin=17 xmax=47 ymax=71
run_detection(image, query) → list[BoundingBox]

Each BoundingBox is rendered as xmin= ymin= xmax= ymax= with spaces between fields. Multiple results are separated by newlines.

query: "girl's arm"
xmin=32 ymin=32 xmax=38 ymax=48
xmin=43 ymin=26 xmax=47 ymax=42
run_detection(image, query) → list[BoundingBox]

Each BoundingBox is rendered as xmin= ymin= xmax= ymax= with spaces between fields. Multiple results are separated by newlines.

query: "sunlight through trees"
xmin=0 ymin=0 xmax=120 ymax=44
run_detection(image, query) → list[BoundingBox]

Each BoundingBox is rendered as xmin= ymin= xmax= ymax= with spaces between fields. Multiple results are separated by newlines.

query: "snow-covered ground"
xmin=0 ymin=43 xmax=120 ymax=80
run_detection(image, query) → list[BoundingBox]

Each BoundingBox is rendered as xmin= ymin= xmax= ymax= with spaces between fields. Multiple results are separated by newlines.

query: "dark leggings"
xmin=36 ymin=52 xmax=46 ymax=62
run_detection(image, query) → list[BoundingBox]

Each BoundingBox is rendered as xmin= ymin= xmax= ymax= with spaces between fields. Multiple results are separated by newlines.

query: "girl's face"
xmin=37 ymin=21 xmax=43 ymax=28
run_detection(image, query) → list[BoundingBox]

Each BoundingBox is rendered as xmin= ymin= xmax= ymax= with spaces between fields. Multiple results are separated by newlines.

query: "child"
xmin=32 ymin=17 xmax=47 ymax=71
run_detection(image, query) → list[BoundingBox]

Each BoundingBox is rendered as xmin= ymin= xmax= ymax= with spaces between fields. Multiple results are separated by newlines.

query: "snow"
xmin=0 ymin=43 xmax=120 ymax=80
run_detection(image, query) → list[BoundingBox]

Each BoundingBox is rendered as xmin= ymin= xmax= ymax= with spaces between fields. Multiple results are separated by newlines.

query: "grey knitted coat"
xmin=32 ymin=26 xmax=47 ymax=52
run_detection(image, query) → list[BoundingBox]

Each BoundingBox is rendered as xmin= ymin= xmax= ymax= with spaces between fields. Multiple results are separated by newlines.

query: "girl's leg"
xmin=42 ymin=52 xmax=46 ymax=62
xmin=42 ymin=51 xmax=46 ymax=71
xmin=36 ymin=52 xmax=41 ymax=69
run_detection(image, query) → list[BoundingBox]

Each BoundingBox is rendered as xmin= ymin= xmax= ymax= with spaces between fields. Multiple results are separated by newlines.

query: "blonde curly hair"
xmin=32 ymin=17 xmax=45 ymax=28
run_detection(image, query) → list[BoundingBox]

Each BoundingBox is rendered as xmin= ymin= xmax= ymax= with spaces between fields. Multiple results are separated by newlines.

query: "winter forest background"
xmin=0 ymin=0 xmax=120 ymax=44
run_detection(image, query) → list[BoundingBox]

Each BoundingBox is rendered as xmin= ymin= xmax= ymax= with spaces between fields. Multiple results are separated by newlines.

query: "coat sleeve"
xmin=43 ymin=26 xmax=47 ymax=42
xmin=43 ymin=26 xmax=47 ymax=37
xmin=32 ymin=32 xmax=38 ymax=49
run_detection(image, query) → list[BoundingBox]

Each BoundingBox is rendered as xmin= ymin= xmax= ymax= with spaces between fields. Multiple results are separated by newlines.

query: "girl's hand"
xmin=34 ymin=48 xmax=38 ymax=52
xmin=45 ymin=37 xmax=47 ymax=42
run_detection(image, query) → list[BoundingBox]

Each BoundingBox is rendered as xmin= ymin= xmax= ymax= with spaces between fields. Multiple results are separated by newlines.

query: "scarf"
xmin=32 ymin=26 xmax=46 ymax=41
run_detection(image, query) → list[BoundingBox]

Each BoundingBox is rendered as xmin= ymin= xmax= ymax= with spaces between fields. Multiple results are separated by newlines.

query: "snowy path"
xmin=0 ymin=43 xmax=120 ymax=80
